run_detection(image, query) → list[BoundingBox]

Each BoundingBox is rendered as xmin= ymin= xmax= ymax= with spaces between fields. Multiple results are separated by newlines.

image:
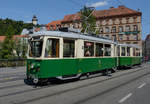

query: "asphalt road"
xmin=0 ymin=63 xmax=150 ymax=104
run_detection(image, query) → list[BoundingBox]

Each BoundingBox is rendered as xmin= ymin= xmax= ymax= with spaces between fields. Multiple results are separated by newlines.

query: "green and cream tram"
xmin=26 ymin=31 xmax=142 ymax=84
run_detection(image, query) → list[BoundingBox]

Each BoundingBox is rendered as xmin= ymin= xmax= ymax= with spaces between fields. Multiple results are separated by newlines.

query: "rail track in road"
xmin=0 ymin=64 xmax=149 ymax=104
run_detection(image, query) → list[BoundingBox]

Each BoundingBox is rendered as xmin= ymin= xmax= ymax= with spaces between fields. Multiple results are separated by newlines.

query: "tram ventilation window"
xmin=84 ymin=42 xmax=94 ymax=57
xmin=45 ymin=39 xmax=59 ymax=58
xmin=95 ymin=43 xmax=103 ymax=57
xmin=63 ymin=40 xmax=75 ymax=57
xmin=104 ymin=44 xmax=111 ymax=56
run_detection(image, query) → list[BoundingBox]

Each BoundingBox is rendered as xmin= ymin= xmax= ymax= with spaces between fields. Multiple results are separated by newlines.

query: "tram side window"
xmin=121 ymin=47 xmax=126 ymax=56
xmin=117 ymin=46 xmax=120 ymax=56
xmin=104 ymin=44 xmax=111 ymax=56
xmin=127 ymin=47 xmax=130 ymax=56
xmin=63 ymin=40 xmax=75 ymax=57
xmin=95 ymin=43 xmax=103 ymax=57
xmin=84 ymin=42 xmax=94 ymax=57
xmin=133 ymin=48 xmax=136 ymax=56
xmin=45 ymin=38 xmax=59 ymax=58
xmin=136 ymin=48 xmax=140 ymax=56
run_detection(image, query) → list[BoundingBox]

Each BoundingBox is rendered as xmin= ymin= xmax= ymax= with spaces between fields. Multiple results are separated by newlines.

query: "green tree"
xmin=0 ymin=18 xmax=33 ymax=36
xmin=14 ymin=37 xmax=28 ymax=58
xmin=80 ymin=6 xmax=97 ymax=35
xmin=0 ymin=26 xmax=15 ymax=59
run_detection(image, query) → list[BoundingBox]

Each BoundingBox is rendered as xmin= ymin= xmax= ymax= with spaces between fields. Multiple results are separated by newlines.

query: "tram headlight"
xmin=31 ymin=64 xmax=34 ymax=69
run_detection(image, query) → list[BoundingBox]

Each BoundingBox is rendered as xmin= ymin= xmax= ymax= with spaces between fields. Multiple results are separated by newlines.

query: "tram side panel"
xmin=78 ymin=57 xmax=117 ymax=74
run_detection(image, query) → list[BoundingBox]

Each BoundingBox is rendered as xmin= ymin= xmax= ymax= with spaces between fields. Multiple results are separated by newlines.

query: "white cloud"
xmin=90 ymin=1 xmax=108 ymax=8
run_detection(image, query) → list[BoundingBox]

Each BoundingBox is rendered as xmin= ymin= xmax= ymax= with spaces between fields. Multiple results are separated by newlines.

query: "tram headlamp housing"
xmin=31 ymin=63 xmax=34 ymax=69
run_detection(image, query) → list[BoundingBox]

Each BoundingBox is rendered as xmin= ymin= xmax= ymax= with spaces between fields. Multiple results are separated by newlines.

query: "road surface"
xmin=0 ymin=63 xmax=150 ymax=104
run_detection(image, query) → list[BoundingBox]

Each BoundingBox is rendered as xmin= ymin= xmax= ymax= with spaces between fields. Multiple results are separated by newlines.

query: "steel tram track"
xmin=0 ymin=64 xmax=149 ymax=104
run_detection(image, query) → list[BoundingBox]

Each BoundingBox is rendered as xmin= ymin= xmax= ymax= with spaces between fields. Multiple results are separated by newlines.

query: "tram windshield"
xmin=29 ymin=40 xmax=43 ymax=57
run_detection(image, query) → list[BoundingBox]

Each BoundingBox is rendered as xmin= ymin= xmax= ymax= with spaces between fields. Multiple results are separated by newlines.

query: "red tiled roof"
xmin=0 ymin=35 xmax=28 ymax=43
xmin=46 ymin=20 xmax=62 ymax=30
xmin=47 ymin=20 xmax=62 ymax=26
xmin=62 ymin=6 xmax=142 ymax=23
xmin=0 ymin=36 xmax=5 ymax=43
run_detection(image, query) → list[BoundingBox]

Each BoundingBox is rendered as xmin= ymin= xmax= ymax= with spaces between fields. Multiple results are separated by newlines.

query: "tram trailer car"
xmin=26 ymin=31 xmax=142 ymax=84
xmin=118 ymin=44 xmax=142 ymax=68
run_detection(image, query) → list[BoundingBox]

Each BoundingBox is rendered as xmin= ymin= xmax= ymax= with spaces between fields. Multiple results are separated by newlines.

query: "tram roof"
xmin=30 ymin=31 xmax=116 ymax=44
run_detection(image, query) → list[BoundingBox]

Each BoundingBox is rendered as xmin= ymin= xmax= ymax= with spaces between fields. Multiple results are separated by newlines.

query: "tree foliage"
xmin=80 ymin=6 xmax=97 ymax=34
xmin=0 ymin=29 xmax=15 ymax=59
xmin=0 ymin=18 xmax=33 ymax=36
xmin=0 ymin=18 xmax=30 ymax=59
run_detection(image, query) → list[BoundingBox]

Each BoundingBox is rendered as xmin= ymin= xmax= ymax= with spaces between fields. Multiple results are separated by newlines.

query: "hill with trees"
xmin=0 ymin=18 xmax=33 ymax=36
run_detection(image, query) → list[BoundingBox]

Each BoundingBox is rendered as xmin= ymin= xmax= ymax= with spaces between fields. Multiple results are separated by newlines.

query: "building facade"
xmin=144 ymin=34 xmax=150 ymax=61
xmin=61 ymin=6 xmax=142 ymax=47
xmin=46 ymin=20 xmax=62 ymax=31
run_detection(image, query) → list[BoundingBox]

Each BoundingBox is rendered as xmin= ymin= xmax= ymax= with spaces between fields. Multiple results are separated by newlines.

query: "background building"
xmin=144 ymin=34 xmax=150 ymax=61
xmin=61 ymin=6 xmax=142 ymax=47
xmin=46 ymin=20 xmax=62 ymax=31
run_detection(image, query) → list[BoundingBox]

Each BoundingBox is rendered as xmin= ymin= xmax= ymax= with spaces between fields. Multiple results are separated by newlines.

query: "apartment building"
xmin=61 ymin=6 xmax=142 ymax=47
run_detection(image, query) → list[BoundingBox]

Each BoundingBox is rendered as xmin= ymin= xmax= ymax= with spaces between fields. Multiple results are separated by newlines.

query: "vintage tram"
xmin=26 ymin=30 xmax=142 ymax=84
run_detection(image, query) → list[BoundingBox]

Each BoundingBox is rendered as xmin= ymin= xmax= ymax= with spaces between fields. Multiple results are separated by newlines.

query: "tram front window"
xmin=29 ymin=41 xmax=43 ymax=57
xmin=45 ymin=39 xmax=59 ymax=58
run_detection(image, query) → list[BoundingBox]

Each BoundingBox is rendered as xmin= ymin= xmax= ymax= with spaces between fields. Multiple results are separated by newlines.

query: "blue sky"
xmin=0 ymin=0 xmax=149 ymax=40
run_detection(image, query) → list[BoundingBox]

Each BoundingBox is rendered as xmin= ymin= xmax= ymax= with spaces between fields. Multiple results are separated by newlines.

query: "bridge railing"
xmin=0 ymin=59 xmax=26 ymax=67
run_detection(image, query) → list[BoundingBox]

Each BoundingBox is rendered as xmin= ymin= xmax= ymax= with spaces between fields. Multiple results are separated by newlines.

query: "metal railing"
xmin=0 ymin=59 xmax=26 ymax=67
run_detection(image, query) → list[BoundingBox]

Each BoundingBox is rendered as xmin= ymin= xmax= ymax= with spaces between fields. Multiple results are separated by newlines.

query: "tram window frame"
xmin=63 ymin=39 xmax=75 ymax=58
xmin=95 ymin=43 xmax=103 ymax=57
xmin=84 ymin=41 xmax=94 ymax=57
xmin=45 ymin=38 xmax=59 ymax=58
xmin=121 ymin=47 xmax=126 ymax=56
xmin=104 ymin=44 xmax=111 ymax=56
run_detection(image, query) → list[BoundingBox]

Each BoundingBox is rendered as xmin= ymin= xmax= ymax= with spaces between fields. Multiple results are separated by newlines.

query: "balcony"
xmin=118 ymin=31 xmax=140 ymax=35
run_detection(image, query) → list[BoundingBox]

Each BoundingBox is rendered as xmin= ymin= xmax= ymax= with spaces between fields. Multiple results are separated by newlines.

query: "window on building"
xmin=99 ymin=28 xmax=103 ymax=33
xmin=127 ymin=47 xmax=130 ymax=56
xmin=127 ymin=36 xmax=130 ymax=40
xmin=112 ymin=26 xmax=116 ymax=33
xmin=112 ymin=35 xmax=117 ymax=41
xmin=119 ymin=35 xmax=123 ymax=40
xmin=45 ymin=38 xmax=59 ymax=58
xmin=125 ymin=26 xmax=130 ymax=32
xmin=121 ymin=47 xmax=126 ymax=56
xmin=105 ymin=27 xmax=110 ymax=33
xmin=104 ymin=44 xmax=111 ymax=56
xmin=133 ymin=35 xmax=138 ymax=40
xmin=63 ymin=40 xmax=75 ymax=57
xmin=84 ymin=42 xmax=94 ymax=57
xmin=95 ymin=43 xmax=103 ymax=57
xmin=119 ymin=26 xmax=123 ymax=32
xmin=133 ymin=25 xmax=138 ymax=31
